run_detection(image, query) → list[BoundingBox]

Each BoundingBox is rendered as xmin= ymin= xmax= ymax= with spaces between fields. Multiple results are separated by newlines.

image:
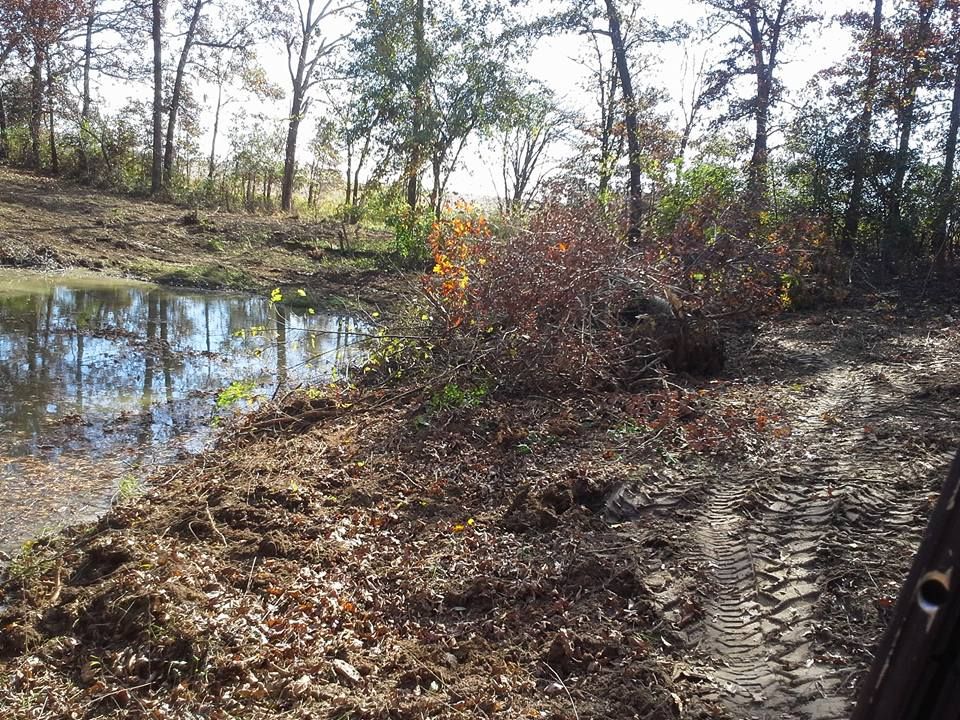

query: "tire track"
xmin=618 ymin=313 xmax=960 ymax=719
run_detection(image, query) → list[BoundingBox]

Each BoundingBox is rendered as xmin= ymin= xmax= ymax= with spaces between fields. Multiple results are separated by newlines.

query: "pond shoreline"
xmin=0 ymin=269 xmax=370 ymax=556
xmin=0 ymin=167 xmax=408 ymax=316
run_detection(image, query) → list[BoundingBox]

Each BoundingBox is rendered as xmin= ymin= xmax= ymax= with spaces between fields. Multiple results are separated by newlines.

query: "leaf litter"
xmin=0 ymin=302 xmax=957 ymax=720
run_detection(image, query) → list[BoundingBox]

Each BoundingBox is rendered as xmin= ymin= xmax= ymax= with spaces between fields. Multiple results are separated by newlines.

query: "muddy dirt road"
xmin=615 ymin=305 xmax=959 ymax=718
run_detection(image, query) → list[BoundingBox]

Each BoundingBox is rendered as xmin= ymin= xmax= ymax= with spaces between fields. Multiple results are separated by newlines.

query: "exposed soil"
xmin=0 ymin=168 xmax=406 ymax=312
xmin=0 ymin=299 xmax=957 ymax=719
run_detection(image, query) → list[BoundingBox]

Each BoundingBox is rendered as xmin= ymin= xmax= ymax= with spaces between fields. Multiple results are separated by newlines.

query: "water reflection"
xmin=0 ymin=270 xmax=367 ymax=553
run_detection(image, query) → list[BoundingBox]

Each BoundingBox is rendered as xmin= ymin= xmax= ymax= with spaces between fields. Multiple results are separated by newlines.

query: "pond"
xmin=0 ymin=270 xmax=367 ymax=555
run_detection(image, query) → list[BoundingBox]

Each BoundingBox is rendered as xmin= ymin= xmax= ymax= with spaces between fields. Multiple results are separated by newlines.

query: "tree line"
xmin=0 ymin=0 xmax=958 ymax=269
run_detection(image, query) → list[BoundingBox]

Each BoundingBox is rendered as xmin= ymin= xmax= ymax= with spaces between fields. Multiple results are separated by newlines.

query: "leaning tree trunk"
xmin=162 ymin=0 xmax=204 ymax=187
xmin=605 ymin=0 xmax=643 ymax=242
xmin=843 ymin=0 xmax=884 ymax=254
xmin=150 ymin=0 xmax=163 ymax=194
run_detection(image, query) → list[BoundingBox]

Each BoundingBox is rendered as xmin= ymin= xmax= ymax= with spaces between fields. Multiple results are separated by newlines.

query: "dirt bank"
xmin=0 ymin=300 xmax=957 ymax=719
xmin=0 ymin=168 xmax=406 ymax=312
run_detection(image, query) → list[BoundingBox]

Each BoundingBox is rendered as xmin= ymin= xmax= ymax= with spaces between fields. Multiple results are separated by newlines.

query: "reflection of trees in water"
xmin=276 ymin=303 xmax=288 ymax=387
xmin=0 ymin=280 xmax=369 ymax=458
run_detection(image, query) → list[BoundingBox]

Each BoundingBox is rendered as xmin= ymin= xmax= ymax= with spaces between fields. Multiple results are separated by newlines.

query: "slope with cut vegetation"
xmin=0 ymin=302 xmax=956 ymax=720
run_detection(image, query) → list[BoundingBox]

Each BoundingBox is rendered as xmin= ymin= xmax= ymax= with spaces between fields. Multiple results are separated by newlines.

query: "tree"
xmin=841 ymin=0 xmax=885 ymax=253
xmin=74 ymin=0 xmax=143 ymax=180
xmin=350 ymin=0 xmax=530 ymax=217
xmin=0 ymin=0 xmax=23 ymax=74
xmin=604 ymin=0 xmax=645 ymax=240
xmin=162 ymin=0 xmax=211 ymax=186
xmin=931 ymin=0 xmax=960 ymax=261
xmin=701 ymin=0 xmax=819 ymax=208
xmin=882 ymin=0 xmax=936 ymax=260
xmin=201 ymin=47 xmax=282 ymax=179
xmin=279 ymin=0 xmax=354 ymax=212
xmin=150 ymin=0 xmax=162 ymax=192
xmin=424 ymin=35 xmax=515 ymax=216
xmin=495 ymin=85 xmax=569 ymax=215
xmin=325 ymin=82 xmax=392 ymax=223
xmin=8 ymin=0 xmax=84 ymax=169
xmin=405 ymin=0 xmax=427 ymax=211
xmin=161 ymin=0 xmax=257 ymax=186
xmin=304 ymin=116 xmax=340 ymax=206
xmin=578 ymin=26 xmax=624 ymax=203
xmin=676 ymin=45 xmax=727 ymax=165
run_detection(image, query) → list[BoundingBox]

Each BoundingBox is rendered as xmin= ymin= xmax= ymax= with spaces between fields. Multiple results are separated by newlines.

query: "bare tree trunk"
xmin=596 ymin=41 xmax=620 ymax=203
xmin=79 ymin=4 xmax=95 ymax=179
xmin=150 ymin=0 xmax=163 ymax=194
xmin=0 ymin=84 xmax=8 ymax=161
xmin=405 ymin=0 xmax=427 ymax=211
xmin=605 ymin=0 xmax=643 ymax=241
xmin=163 ymin=0 xmax=205 ymax=187
xmin=746 ymin=2 xmax=776 ymax=208
xmin=933 ymin=44 xmax=960 ymax=263
xmin=46 ymin=57 xmax=58 ymax=175
xmin=430 ymin=152 xmax=442 ymax=217
xmin=208 ymin=81 xmax=223 ymax=179
xmin=885 ymin=2 xmax=934 ymax=262
xmin=345 ymin=146 xmax=353 ymax=207
xmin=281 ymin=89 xmax=303 ymax=211
xmin=29 ymin=48 xmax=43 ymax=169
xmin=842 ymin=0 xmax=883 ymax=254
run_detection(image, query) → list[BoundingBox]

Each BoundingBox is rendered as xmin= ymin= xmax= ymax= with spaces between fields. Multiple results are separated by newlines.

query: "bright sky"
xmin=93 ymin=0 xmax=862 ymax=202
xmin=450 ymin=0 xmax=860 ymax=199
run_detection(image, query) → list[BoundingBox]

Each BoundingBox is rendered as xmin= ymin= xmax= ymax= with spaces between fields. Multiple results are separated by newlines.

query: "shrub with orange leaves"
xmin=423 ymin=200 xmax=492 ymax=327
xmin=411 ymin=189 xmax=835 ymax=392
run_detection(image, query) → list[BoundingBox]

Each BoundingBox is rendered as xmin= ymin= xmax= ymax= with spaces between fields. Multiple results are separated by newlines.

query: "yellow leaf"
xmin=297 ymin=288 xmax=307 ymax=297
xmin=452 ymin=524 xmax=466 ymax=532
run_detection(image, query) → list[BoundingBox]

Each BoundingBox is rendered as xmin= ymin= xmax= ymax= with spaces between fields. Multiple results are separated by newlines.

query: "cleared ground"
xmin=0 ymin=300 xmax=956 ymax=719
xmin=1 ymin=168 xmax=957 ymax=718
xmin=0 ymin=168 xmax=403 ymax=311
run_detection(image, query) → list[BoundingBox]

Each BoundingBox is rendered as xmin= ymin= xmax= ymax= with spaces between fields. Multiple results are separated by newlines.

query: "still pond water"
xmin=0 ymin=270 xmax=367 ymax=554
